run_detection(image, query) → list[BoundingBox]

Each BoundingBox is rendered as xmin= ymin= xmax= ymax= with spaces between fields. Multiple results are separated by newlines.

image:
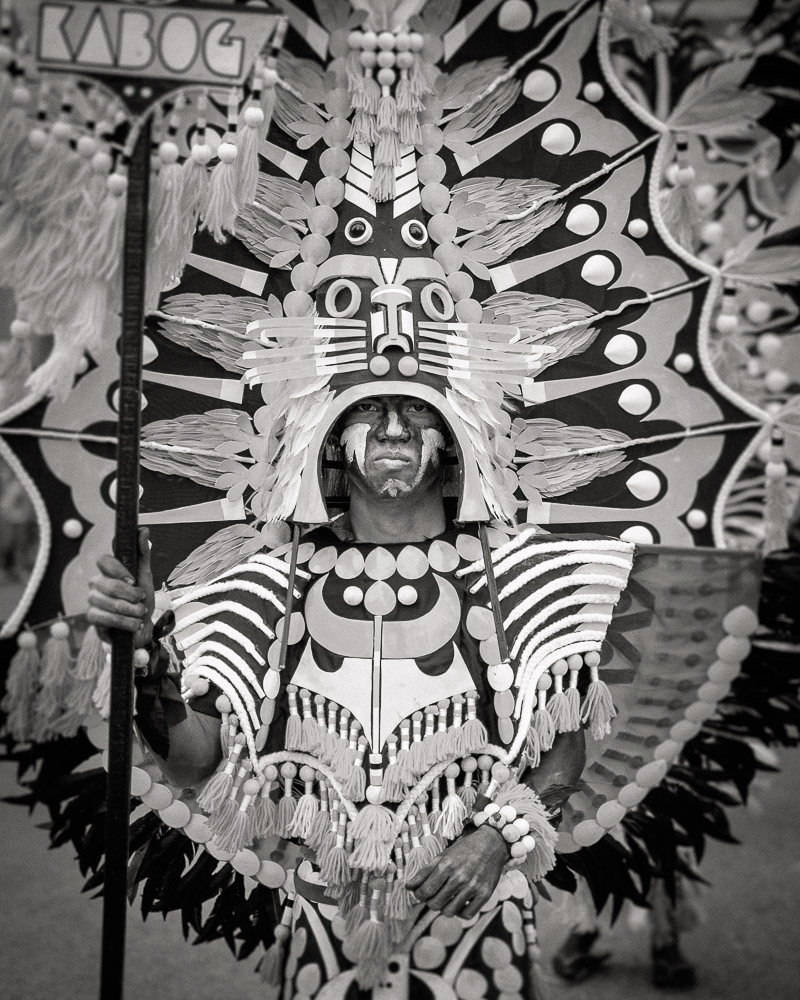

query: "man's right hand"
xmin=87 ymin=527 xmax=155 ymax=647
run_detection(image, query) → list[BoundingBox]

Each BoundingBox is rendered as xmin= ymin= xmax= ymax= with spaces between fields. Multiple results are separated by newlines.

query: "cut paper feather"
xmin=514 ymin=419 xmax=631 ymax=499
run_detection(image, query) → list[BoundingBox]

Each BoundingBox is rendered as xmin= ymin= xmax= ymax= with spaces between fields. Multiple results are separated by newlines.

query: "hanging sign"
xmin=28 ymin=1 xmax=280 ymax=85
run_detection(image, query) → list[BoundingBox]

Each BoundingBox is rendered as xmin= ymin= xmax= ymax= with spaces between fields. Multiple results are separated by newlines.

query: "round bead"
xmin=377 ymin=50 xmax=396 ymax=68
xmin=160 ymin=800 xmax=192 ymax=829
xmin=343 ymin=586 xmax=363 ymax=606
xmin=616 ymin=783 xmax=648 ymax=808
xmin=499 ymin=0 xmax=534 ymax=31
xmin=484 ymin=802 xmax=500 ymax=817
xmin=541 ymin=122 xmax=576 ymax=155
xmin=359 ymin=50 xmax=376 ymax=68
xmin=51 ymin=620 xmax=70 ymax=640
xmin=566 ymin=203 xmax=600 ymax=236
xmin=698 ymin=681 xmax=730 ymax=703
xmin=523 ymin=68 xmax=557 ymax=102
xmin=369 ymin=355 xmax=391 ymax=376
xmin=596 ymin=800 xmax=626 ymax=828
xmin=670 ymin=719 xmax=702 ymax=742
xmin=134 ymin=648 xmax=151 ymax=668
xmin=417 ymin=153 xmax=447 ymax=185
xmin=502 ymin=824 xmax=521 ymax=843
xmin=398 ymin=585 xmax=418 ymax=606
xmin=499 ymin=805 xmax=517 ymax=823
xmin=141 ymin=783 xmax=173 ymax=811
xmin=685 ymin=701 xmax=716 ymax=723
xmin=686 ymin=508 xmax=707 ymax=530
xmin=17 ymin=631 xmax=37 ymax=650
xmin=491 ymin=762 xmax=510 ymax=782
xmin=635 ymin=759 xmax=668 ymax=788
xmin=627 ymin=217 xmax=648 ymax=238
xmin=707 ymin=660 xmax=740 ymax=684
xmin=107 ymin=173 xmax=128 ymax=196
xmin=62 ymin=518 xmax=83 ymax=538
xmin=581 ymin=253 xmax=615 ymax=285
xmin=487 ymin=661 xmax=514 ymax=691
xmin=398 ymin=355 xmax=419 ymax=376
xmin=583 ymin=81 xmax=604 ymax=102
xmin=130 ymin=767 xmax=153 ymax=797
xmin=653 ymin=739 xmax=682 ymax=762
xmin=216 ymin=141 xmax=238 ymax=163
xmin=572 ymin=819 xmax=605 ymax=847
xmin=377 ymin=67 xmax=396 ymax=86
xmin=366 ymin=785 xmax=383 ymax=804
xmin=716 ymin=636 xmax=750 ymax=662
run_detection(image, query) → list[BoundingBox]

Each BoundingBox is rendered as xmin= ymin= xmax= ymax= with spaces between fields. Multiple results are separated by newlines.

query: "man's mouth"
xmin=374 ymin=455 xmax=412 ymax=470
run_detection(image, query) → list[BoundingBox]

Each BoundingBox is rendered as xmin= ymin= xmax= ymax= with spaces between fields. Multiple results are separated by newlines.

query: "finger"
xmin=138 ymin=527 xmax=152 ymax=571
xmin=442 ymin=883 xmax=477 ymax=918
xmin=87 ymin=607 xmax=145 ymax=634
xmin=425 ymin=876 xmax=462 ymax=912
xmin=460 ymin=887 xmax=491 ymax=920
xmin=89 ymin=574 xmax=143 ymax=604
xmin=410 ymin=863 xmax=449 ymax=902
xmin=87 ymin=589 xmax=147 ymax=619
xmin=404 ymin=861 xmax=436 ymax=891
xmin=97 ymin=554 xmax=136 ymax=585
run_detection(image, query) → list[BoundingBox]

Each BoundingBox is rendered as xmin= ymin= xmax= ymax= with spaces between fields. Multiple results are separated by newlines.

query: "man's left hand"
xmin=405 ymin=825 xmax=508 ymax=919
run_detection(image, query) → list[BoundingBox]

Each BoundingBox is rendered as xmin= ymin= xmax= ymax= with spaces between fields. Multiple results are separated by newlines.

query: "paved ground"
xmin=1 ymin=749 xmax=798 ymax=999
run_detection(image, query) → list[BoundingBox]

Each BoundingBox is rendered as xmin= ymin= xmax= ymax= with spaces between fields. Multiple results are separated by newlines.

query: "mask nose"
xmin=370 ymin=284 xmax=414 ymax=353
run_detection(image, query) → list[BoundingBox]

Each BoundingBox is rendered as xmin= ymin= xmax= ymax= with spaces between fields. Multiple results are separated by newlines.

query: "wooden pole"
xmin=100 ymin=113 xmax=151 ymax=1000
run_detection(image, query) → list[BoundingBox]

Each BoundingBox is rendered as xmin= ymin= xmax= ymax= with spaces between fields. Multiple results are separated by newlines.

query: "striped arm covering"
xmin=169 ymin=553 xmax=309 ymax=768
xmin=481 ymin=535 xmax=635 ymax=763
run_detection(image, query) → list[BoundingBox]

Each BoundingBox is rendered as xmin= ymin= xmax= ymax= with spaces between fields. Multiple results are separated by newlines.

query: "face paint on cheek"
xmin=412 ymin=428 xmax=447 ymax=488
xmin=339 ymin=423 xmax=370 ymax=475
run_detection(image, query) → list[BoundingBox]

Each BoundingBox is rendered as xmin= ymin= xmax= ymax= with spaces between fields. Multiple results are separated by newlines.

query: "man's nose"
xmin=378 ymin=408 xmax=409 ymax=441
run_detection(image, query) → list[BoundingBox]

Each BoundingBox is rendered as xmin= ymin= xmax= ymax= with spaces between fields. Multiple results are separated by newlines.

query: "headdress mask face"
xmin=248 ymin=148 xmax=530 ymax=525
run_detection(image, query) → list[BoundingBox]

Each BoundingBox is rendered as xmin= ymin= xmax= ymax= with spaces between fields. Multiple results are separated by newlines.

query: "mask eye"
xmin=401 ymin=219 xmax=428 ymax=247
xmin=420 ymin=282 xmax=455 ymax=321
xmin=345 ymin=217 xmax=373 ymax=245
xmin=325 ymin=278 xmax=362 ymax=318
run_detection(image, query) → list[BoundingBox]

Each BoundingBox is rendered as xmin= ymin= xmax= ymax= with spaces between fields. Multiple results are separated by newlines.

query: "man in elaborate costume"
xmin=87 ymin=386 xmax=586 ymax=996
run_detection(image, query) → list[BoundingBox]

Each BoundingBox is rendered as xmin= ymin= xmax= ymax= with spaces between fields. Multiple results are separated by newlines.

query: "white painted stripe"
xmin=393 ymin=188 xmax=421 ymax=218
xmin=344 ymin=183 xmax=376 ymax=215
xmin=394 ymin=169 xmax=418 ymax=197
xmin=351 ymin=146 xmax=375 ymax=176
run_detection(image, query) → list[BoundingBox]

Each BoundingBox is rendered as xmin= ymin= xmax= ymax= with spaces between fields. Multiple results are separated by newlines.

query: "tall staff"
xmin=20 ymin=4 xmax=284 ymax=996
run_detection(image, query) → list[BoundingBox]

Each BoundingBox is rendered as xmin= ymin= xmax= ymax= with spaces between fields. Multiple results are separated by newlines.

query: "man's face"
xmin=338 ymin=395 xmax=447 ymax=500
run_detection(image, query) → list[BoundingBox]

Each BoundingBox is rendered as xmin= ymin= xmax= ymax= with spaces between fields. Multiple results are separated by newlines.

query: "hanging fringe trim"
xmin=580 ymin=657 xmax=616 ymax=739
xmin=1 ymin=631 xmax=40 ymax=742
xmin=31 ymin=621 xmax=73 ymax=741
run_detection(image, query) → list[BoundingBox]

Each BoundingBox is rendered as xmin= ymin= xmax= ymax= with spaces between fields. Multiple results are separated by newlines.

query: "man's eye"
xmin=408 ymin=403 xmax=429 ymax=414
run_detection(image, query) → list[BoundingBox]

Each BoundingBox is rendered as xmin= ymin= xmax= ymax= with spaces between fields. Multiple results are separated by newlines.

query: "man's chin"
xmin=378 ymin=478 xmax=413 ymax=498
